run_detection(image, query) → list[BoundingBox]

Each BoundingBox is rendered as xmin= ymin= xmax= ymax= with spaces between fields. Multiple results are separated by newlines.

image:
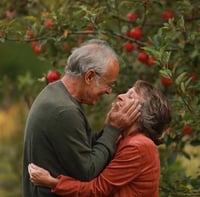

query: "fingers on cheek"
xmin=111 ymin=103 xmax=118 ymax=111
xmin=115 ymin=103 xmax=120 ymax=110
xmin=132 ymin=101 xmax=140 ymax=110
xmin=123 ymin=101 xmax=134 ymax=112
xmin=132 ymin=111 xmax=140 ymax=121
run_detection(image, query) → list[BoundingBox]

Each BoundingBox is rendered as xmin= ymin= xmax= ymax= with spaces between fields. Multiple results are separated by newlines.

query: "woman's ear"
xmin=84 ymin=69 xmax=96 ymax=85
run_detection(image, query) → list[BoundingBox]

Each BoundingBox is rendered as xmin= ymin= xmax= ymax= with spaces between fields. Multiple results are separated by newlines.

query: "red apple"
xmin=130 ymin=27 xmax=142 ymax=39
xmin=162 ymin=10 xmax=174 ymax=21
xmin=4 ymin=10 xmax=16 ymax=19
xmin=138 ymin=52 xmax=149 ymax=63
xmin=125 ymin=30 xmax=131 ymax=37
xmin=161 ymin=77 xmax=172 ymax=86
xmin=31 ymin=42 xmax=46 ymax=55
xmin=147 ymin=56 xmax=156 ymax=67
xmin=183 ymin=125 xmax=192 ymax=135
xmin=124 ymin=42 xmax=134 ymax=52
xmin=191 ymin=74 xmax=196 ymax=82
xmin=127 ymin=12 xmax=137 ymax=22
xmin=46 ymin=70 xmax=61 ymax=83
xmin=26 ymin=31 xmax=34 ymax=39
xmin=87 ymin=23 xmax=94 ymax=30
xmin=45 ymin=19 xmax=54 ymax=29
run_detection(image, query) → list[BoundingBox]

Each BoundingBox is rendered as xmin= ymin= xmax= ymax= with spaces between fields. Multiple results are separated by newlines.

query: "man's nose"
xmin=105 ymin=88 xmax=112 ymax=94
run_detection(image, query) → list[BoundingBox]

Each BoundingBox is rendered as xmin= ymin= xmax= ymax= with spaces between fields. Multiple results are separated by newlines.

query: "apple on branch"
xmin=162 ymin=10 xmax=174 ymax=21
xmin=46 ymin=70 xmax=61 ymax=83
xmin=137 ymin=52 xmax=149 ymax=64
xmin=127 ymin=12 xmax=137 ymax=22
xmin=129 ymin=27 xmax=142 ymax=39
xmin=123 ymin=42 xmax=135 ymax=52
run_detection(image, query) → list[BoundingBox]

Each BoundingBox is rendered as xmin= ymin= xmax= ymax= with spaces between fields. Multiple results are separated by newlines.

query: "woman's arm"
xmin=28 ymin=140 xmax=142 ymax=197
xmin=28 ymin=163 xmax=58 ymax=188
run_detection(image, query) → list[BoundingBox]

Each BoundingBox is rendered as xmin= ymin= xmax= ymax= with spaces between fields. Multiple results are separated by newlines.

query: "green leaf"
xmin=177 ymin=15 xmax=185 ymax=31
xmin=159 ymin=69 xmax=172 ymax=78
xmin=175 ymin=72 xmax=188 ymax=85
xmin=180 ymin=82 xmax=186 ymax=93
xmin=23 ymin=16 xmax=38 ymax=22
xmin=161 ymin=51 xmax=171 ymax=66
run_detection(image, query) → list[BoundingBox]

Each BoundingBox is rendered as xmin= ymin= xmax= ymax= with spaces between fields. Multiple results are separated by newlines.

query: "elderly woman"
xmin=28 ymin=80 xmax=172 ymax=197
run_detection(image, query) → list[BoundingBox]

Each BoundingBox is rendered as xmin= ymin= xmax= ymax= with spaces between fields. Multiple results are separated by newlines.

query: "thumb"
xmin=28 ymin=164 xmax=33 ymax=175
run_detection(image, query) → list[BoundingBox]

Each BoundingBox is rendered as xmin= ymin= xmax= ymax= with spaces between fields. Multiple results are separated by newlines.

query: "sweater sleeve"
xmin=48 ymin=107 xmax=120 ymax=181
xmin=51 ymin=143 xmax=142 ymax=197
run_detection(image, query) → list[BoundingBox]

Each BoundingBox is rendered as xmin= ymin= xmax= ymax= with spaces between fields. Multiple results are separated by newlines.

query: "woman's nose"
xmin=117 ymin=93 xmax=125 ymax=101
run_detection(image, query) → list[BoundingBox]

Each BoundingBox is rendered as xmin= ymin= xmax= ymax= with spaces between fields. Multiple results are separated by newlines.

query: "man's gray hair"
xmin=65 ymin=39 xmax=119 ymax=77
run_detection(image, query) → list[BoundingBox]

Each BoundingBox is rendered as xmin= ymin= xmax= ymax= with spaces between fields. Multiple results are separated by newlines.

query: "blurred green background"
xmin=0 ymin=42 xmax=48 ymax=197
xmin=0 ymin=0 xmax=200 ymax=196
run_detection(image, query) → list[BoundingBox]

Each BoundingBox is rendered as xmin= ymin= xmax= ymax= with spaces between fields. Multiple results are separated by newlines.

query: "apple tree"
xmin=0 ymin=0 xmax=199 ymax=196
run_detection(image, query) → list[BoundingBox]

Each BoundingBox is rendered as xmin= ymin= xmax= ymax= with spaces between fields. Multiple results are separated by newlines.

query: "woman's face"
xmin=116 ymin=86 xmax=141 ymax=107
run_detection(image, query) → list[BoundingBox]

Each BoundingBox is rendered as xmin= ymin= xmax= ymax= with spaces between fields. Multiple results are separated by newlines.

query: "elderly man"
xmin=23 ymin=39 xmax=140 ymax=197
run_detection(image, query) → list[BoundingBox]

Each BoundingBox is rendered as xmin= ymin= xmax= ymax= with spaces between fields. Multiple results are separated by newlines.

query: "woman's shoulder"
xmin=122 ymin=133 xmax=155 ymax=148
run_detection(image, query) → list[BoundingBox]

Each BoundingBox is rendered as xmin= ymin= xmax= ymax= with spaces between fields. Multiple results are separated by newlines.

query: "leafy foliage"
xmin=0 ymin=0 xmax=199 ymax=196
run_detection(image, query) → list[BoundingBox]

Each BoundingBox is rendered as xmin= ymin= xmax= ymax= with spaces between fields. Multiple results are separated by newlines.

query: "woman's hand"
xmin=28 ymin=163 xmax=58 ymax=188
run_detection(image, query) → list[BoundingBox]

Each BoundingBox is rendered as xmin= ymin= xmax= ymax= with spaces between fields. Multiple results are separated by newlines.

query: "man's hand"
xmin=28 ymin=163 xmax=58 ymax=188
xmin=105 ymin=99 xmax=141 ymax=132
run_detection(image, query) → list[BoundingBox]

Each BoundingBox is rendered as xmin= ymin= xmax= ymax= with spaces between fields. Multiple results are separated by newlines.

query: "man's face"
xmin=83 ymin=60 xmax=119 ymax=105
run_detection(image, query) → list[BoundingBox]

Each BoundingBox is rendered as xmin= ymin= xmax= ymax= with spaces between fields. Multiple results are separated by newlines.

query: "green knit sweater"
xmin=23 ymin=80 xmax=120 ymax=197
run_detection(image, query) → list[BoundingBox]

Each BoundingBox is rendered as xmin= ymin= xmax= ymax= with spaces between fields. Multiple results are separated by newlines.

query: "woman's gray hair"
xmin=65 ymin=39 xmax=119 ymax=77
xmin=134 ymin=80 xmax=172 ymax=145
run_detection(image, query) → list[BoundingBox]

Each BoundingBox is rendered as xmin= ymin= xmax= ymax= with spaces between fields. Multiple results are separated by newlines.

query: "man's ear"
xmin=84 ymin=69 xmax=96 ymax=84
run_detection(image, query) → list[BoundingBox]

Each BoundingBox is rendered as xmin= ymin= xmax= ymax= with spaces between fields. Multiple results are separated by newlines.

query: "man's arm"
xmin=48 ymin=107 xmax=120 ymax=181
xmin=48 ymin=99 xmax=140 ymax=181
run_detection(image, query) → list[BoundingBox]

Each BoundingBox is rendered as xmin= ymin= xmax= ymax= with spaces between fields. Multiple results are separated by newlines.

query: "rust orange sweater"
xmin=51 ymin=133 xmax=160 ymax=197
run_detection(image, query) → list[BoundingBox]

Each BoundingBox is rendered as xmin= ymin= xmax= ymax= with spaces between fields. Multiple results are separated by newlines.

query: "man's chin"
xmin=87 ymin=100 xmax=98 ymax=105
